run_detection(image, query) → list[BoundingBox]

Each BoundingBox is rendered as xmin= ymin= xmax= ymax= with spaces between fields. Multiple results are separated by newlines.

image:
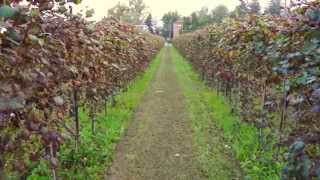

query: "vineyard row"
xmin=173 ymin=1 xmax=320 ymax=179
xmin=0 ymin=2 xmax=164 ymax=178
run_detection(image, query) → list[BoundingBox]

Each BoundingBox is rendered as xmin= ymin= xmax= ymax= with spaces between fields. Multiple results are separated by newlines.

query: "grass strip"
xmin=171 ymin=47 xmax=281 ymax=180
xmin=28 ymin=49 xmax=163 ymax=180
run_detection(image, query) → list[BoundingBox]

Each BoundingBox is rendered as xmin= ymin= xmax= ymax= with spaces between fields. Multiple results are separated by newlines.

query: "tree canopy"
xmin=180 ymin=4 xmax=229 ymax=32
xmin=108 ymin=0 xmax=148 ymax=24
xmin=211 ymin=5 xmax=229 ymax=23
xmin=145 ymin=13 xmax=154 ymax=33
xmin=161 ymin=11 xmax=180 ymax=38
xmin=265 ymin=0 xmax=281 ymax=15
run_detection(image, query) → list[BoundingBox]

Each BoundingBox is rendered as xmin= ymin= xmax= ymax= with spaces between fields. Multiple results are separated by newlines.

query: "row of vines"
xmin=174 ymin=1 xmax=320 ymax=179
xmin=0 ymin=0 xmax=164 ymax=179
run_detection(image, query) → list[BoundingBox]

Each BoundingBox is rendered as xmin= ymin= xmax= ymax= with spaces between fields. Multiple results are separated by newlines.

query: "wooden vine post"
xmin=73 ymin=89 xmax=80 ymax=152
xmin=211 ymin=63 xmax=216 ymax=88
xmin=104 ymin=97 xmax=107 ymax=117
xmin=230 ymin=80 xmax=236 ymax=114
xmin=201 ymin=66 xmax=205 ymax=80
xmin=111 ymin=94 xmax=116 ymax=107
xmin=258 ymin=79 xmax=268 ymax=149
xmin=229 ymin=81 xmax=232 ymax=103
xmin=49 ymin=143 xmax=57 ymax=180
xmin=217 ymin=78 xmax=220 ymax=96
xmin=279 ymin=79 xmax=289 ymax=134
xmin=235 ymin=80 xmax=241 ymax=113
xmin=91 ymin=103 xmax=96 ymax=135
xmin=225 ymin=81 xmax=228 ymax=97
xmin=0 ymin=157 xmax=4 ymax=180
xmin=261 ymin=79 xmax=267 ymax=111
xmin=277 ymin=78 xmax=288 ymax=158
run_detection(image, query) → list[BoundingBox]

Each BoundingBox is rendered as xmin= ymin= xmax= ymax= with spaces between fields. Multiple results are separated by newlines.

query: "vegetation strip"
xmin=173 ymin=2 xmax=320 ymax=178
xmin=106 ymin=47 xmax=204 ymax=179
xmin=28 ymin=49 xmax=163 ymax=179
xmin=0 ymin=0 xmax=164 ymax=178
xmin=171 ymin=47 xmax=281 ymax=179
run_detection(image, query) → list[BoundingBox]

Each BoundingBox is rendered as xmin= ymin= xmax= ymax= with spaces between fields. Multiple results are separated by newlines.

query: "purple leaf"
xmin=311 ymin=89 xmax=320 ymax=102
xmin=310 ymin=105 xmax=320 ymax=113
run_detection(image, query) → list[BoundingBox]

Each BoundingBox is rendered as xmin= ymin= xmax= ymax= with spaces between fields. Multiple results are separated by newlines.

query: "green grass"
xmin=28 ymin=49 xmax=163 ymax=180
xmin=170 ymin=47 xmax=282 ymax=180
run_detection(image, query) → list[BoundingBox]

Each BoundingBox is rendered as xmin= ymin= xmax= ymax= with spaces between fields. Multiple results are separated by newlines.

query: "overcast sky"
xmin=74 ymin=0 xmax=271 ymax=23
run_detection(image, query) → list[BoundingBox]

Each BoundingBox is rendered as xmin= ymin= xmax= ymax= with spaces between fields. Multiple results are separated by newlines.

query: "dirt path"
xmin=105 ymin=47 xmax=205 ymax=180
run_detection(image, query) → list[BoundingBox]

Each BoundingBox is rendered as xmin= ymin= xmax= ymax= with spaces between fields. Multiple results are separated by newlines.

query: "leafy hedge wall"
xmin=174 ymin=1 xmax=320 ymax=179
xmin=0 ymin=1 xmax=164 ymax=178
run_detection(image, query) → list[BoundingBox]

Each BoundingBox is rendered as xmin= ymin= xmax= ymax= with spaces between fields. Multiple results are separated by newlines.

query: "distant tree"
xmin=161 ymin=11 xmax=180 ymax=38
xmin=198 ymin=7 xmax=211 ymax=26
xmin=107 ymin=0 xmax=147 ymax=24
xmin=248 ymin=0 xmax=261 ymax=13
xmin=108 ymin=2 xmax=131 ymax=22
xmin=145 ymin=13 xmax=154 ymax=33
xmin=182 ymin=16 xmax=192 ymax=32
xmin=129 ymin=0 xmax=147 ymax=24
xmin=85 ymin=8 xmax=95 ymax=18
xmin=181 ymin=5 xmax=228 ymax=33
xmin=265 ymin=0 xmax=281 ymax=15
xmin=155 ymin=27 xmax=161 ymax=35
xmin=231 ymin=0 xmax=249 ymax=17
xmin=190 ymin=12 xmax=199 ymax=30
xmin=211 ymin=5 xmax=229 ymax=23
xmin=182 ymin=7 xmax=212 ymax=32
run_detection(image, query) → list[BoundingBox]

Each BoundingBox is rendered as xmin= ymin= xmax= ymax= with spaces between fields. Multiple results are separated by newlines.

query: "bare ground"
xmin=105 ymin=47 xmax=206 ymax=180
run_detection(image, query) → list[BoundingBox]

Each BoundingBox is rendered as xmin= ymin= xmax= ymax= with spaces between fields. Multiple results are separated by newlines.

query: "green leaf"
xmin=68 ymin=0 xmax=82 ymax=5
xmin=85 ymin=9 xmax=94 ymax=18
xmin=0 ymin=96 xmax=26 ymax=111
xmin=305 ymin=30 xmax=320 ymax=41
xmin=9 ymin=97 xmax=26 ymax=110
xmin=58 ymin=6 xmax=68 ymax=14
xmin=306 ymin=8 xmax=320 ymax=22
xmin=30 ymin=8 xmax=40 ymax=17
xmin=0 ymin=5 xmax=17 ymax=18
xmin=289 ymin=141 xmax=305 ymax=154
xmin=6 ymin=28 xmax=22 ymax=44
xmin=28 ymin=34 xmax=44 ymax=46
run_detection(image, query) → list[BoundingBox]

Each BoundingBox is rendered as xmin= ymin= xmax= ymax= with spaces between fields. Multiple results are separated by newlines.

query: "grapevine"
xmin=0 ymin=0 xmax=164 ymax=178
xmin=173 ymin=1 xmax=320 ymax=178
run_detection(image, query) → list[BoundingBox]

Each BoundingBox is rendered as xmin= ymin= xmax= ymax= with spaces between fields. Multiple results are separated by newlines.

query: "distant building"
xmin=172 ymin=20 xmax=183 ymax=38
